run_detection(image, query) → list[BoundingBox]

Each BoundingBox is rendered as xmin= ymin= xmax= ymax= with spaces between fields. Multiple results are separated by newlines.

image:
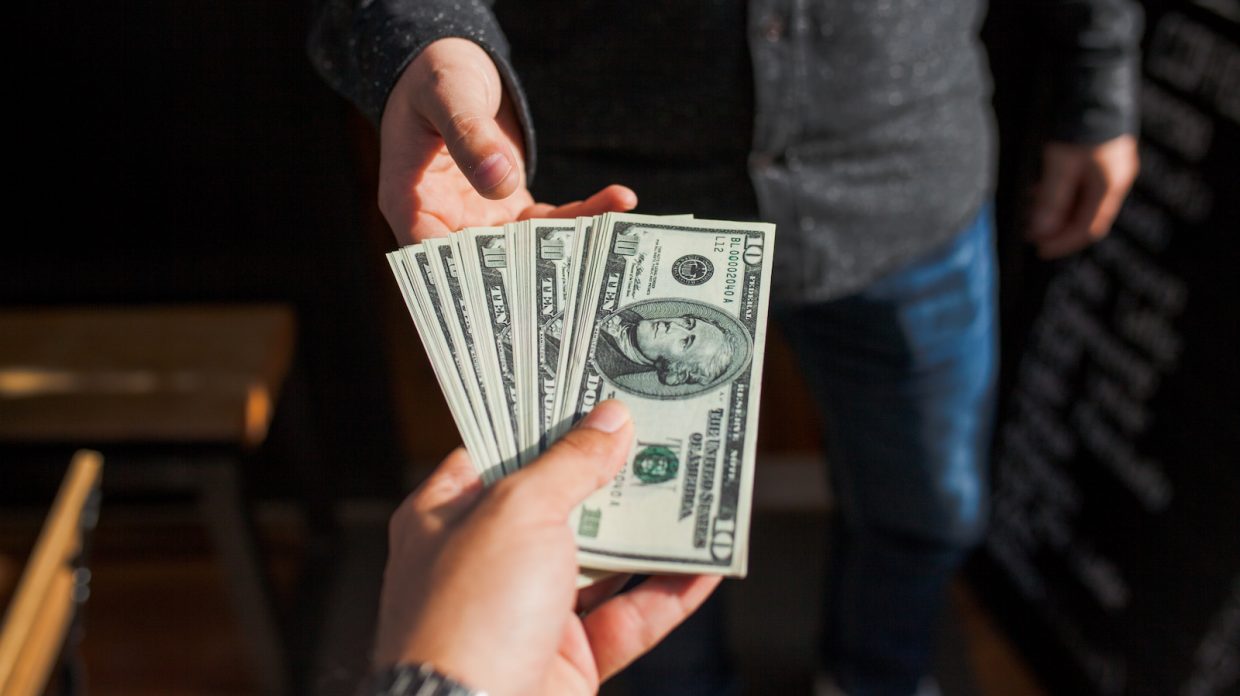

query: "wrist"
xmin=391 ymin=632 xmax=491 ymax=694
xmin=372 ymin=662 xmax=487 ymax=696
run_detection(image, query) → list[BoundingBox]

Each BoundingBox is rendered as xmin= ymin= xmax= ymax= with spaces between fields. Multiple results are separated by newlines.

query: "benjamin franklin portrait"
xmin=592 ymin=298 xmax=752 ymax=399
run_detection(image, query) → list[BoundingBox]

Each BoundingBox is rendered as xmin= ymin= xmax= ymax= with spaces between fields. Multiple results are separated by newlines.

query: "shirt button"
xmin=762 ymin=16 xmax=785 ymax=42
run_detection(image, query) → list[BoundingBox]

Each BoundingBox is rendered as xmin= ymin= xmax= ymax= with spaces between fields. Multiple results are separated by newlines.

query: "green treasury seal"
xmin=634 ymin=446 xmax=679 ymax=484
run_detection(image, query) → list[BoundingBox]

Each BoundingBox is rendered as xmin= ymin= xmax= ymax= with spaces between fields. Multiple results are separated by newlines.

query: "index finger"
xmin=583 ymin=574 xmax=723 ymax=681
xmin=519 ymin=185 xmax=638 ymax=221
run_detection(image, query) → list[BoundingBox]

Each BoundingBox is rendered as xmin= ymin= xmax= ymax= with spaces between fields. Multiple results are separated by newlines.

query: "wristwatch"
xmin=373 ymin=663 xmax=487 ymax=696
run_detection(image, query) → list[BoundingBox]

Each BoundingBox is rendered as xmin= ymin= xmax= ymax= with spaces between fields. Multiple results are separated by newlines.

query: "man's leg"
xmin=779 ymin=207 xmax=998 ymax=696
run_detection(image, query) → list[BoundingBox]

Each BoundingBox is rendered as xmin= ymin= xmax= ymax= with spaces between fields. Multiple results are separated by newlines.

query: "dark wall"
xmin=7 ymin=2 xmax=403 ymax=498
xmin=978 ymin=2 xmax=1240 ymax=694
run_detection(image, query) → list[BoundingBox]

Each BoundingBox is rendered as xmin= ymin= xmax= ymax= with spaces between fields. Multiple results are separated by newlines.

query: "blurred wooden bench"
xmin=0 ymin=450 xmax=102 ymax=696
xmin=0 ymin=305 xmax=295 ymax=695
xmin=0 ymin=306 xmax=291 ymax=447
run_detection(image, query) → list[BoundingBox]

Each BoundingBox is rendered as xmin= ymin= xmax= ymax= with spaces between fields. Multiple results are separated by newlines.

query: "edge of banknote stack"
xmin=387 ymin=213 xmax=776 ymax=578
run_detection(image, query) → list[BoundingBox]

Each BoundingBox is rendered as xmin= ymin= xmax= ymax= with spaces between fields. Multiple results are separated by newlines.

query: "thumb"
xmin=415 ymin=39 xmax=520 ymax=199
xmin=1030 ymin=144 xmax=1084 ymax=239
xmin=503 ymin=400 xmax=633 ymax=518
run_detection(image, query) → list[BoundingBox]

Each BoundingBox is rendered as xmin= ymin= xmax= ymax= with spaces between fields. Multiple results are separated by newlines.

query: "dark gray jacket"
xmin=310 ymin=0 xmax=1141 ymax=301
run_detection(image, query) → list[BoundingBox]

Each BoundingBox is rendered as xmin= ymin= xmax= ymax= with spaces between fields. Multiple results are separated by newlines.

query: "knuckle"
xmin=416 ymin=66 xmax=455 ymax=110
xmin=1100 ymin=166 xmax=1122 ymax=189
xmin=426 ymin=65 xmax=452 ymax=90
xmin=409 ymin=64 xmax=450 ymax=114
xmin=445 ymin=112 xmax=486 ymax=148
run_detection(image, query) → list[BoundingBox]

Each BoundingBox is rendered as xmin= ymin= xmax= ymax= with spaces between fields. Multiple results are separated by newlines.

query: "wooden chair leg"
xmin=198 ymin=459 xmax=288 ymax=696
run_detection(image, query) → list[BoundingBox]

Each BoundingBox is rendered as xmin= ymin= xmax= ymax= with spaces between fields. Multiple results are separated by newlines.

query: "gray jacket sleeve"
xmin=1043 ymin=0 xmax=1144 ymax=143
xmin=308 ymin=0 xmax=536 ymax=176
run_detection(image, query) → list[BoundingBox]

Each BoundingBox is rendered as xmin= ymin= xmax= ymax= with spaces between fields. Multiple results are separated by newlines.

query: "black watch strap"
xmin=373 ymin=663 xmax=486 ymax=696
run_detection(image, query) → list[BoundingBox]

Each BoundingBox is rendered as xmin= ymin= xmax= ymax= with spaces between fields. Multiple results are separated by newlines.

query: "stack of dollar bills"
xmin=387 ymin=213 xmax=775 ymax=577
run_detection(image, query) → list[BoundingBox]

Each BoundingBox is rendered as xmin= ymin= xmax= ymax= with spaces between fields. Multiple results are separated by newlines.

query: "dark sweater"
xmin=310 ymin=0 xmax=1141 ymax=301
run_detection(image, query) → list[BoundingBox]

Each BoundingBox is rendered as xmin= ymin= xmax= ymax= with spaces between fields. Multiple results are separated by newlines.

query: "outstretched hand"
xmin=379 ymin=37 xmax=636 ymax=244
xmin=374 ymin=400 xmax=721 ymax=696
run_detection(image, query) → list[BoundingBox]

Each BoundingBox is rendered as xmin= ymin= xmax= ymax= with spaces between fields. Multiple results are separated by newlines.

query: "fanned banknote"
xmin=386 ymin=213 xmax=774 ymax=577
xmin=561 ymin=214 xmax=774 ymax=575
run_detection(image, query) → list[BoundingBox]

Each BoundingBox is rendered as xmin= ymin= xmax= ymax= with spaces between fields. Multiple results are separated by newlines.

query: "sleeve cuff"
xmin=1047 ymin=59 xmax=1141 ymax=144
xmin=1043 ymin=0 xmax=1144 ymax=144
xmin=350 ymin=1 xmax=537 ymax=181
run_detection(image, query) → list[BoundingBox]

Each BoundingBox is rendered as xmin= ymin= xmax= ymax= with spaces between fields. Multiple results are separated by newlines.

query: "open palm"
xmin=379 ymin=38 xmax=634 ymax=244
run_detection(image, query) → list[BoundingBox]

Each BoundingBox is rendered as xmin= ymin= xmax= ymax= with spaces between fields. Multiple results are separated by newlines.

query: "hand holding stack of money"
xmin=387 ymin=213 xmax=775 ymax=577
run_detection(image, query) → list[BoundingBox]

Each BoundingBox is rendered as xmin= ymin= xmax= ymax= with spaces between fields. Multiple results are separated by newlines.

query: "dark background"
xmin=8 ymin=2 xmax=404 ymax=498
xmin=981 ymin=2 xmax=1240 ymax=695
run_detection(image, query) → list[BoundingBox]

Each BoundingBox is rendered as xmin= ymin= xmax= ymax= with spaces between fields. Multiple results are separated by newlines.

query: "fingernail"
xmin=580 ymin=400 xmax=629 ymax=433
xmin=472 ymin=152 xmax=512 ymax=192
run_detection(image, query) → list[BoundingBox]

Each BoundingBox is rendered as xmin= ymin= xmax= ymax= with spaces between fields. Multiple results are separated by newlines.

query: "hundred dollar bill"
xmin=564 ymin=213 xmax=775 ymax=576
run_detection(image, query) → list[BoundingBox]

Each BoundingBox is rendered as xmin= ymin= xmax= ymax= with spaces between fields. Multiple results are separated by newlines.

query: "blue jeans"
xmin=621 ymin=206 xmax=997 ymax=696
xmin=781 ymin=205 xmax=997 ymax=695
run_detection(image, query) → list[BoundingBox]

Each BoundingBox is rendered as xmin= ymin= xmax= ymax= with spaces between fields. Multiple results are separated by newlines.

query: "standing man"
xmin=310 ymin=1 xmax=1141 ymax=694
